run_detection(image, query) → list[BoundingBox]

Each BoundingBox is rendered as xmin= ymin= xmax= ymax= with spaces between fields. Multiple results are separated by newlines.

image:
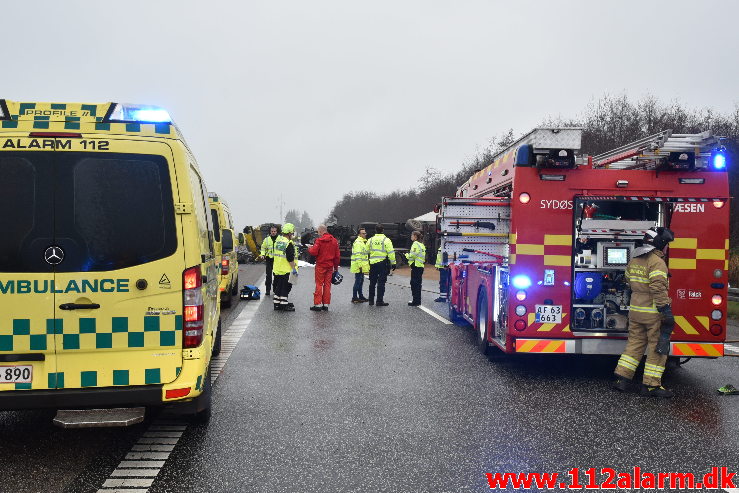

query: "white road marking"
xmin=418 ymin=305 xmax=453 ymax=325
xmin=725 ymin=344 xmax=739 ymax=353
xmin=97 ymin=276 xmax=265 ymax=493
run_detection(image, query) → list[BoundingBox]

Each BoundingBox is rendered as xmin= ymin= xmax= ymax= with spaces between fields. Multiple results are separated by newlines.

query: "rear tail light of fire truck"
xmin=711 ymin=294 xmax=723 ymax=306
xmin=710 ymin=324 xmax=723 ymax=336
xmin=183 ymin=266 xmax=204 ymax=348
xmin=518 ymin=193 xmax=530 ymax=204
xmin=514 ymin=319 xmax=527 ymax=331
xmin=711 ymin=309 xmax=722 ymax=321
xmin=515 ymin=290 xmax=526 ymax=301
xmin=515 ymin=305 xmax=526 ymax=317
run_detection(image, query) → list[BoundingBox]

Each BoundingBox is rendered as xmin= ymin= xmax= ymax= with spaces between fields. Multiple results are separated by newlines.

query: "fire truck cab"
xmin=441 ymin=128 xmax=729 ymax=358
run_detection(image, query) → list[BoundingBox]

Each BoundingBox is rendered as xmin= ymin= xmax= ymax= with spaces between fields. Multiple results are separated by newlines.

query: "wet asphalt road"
xmin=1 ymin=262 xmax=739 ymax=492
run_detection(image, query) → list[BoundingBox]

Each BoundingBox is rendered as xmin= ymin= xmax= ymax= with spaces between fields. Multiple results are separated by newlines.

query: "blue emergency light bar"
xmin=105 ymin=103 xmax=172 ymax=124
xmin=712 ymin=147 xmax=727 ymax=170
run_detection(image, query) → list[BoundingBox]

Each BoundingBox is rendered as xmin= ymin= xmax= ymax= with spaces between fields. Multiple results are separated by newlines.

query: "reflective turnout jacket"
xmin=405 ymin=241 xmax=426 ymax=268
xmin=350 ymin=237 xmax=369 ymax=273
xmin=626 ymin=249 xmax=670 ymax=323
xmin=368 ymin=233 xmax=396 ymax=265
xmin=260 ymin=235 xmax=277 ymax=258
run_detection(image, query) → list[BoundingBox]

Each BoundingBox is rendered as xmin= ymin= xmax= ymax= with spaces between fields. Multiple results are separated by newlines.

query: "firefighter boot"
xmin=640 ymin=384 xmax=674 ymax=398
xmin=612 ymin=376 xmax=631 ymax=392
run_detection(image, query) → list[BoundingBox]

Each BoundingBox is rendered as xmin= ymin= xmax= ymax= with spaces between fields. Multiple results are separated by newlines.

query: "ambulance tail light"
xmin=221 ymin=256 xmax=230 ymax=276
xmin=183 ymin=266 xmax=204 ymax=348
xmin=165 ymin=387 xmax=191 ymax=399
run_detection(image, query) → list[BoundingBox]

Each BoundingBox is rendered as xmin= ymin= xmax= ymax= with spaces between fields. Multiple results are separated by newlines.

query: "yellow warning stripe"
xmin=516 ymin=244 xmax=544 ymax=255
xmin=544 ymin=255 xmax=571 ymax=266
xmin=669 ymin=258 xmax=696 ymax=270
xmin=674 ymin=315 xmax=699 ymax=335
xmin=544 ymin=234 xmax=572 ymax=246
xmin=671 ymin=238 xmax=697 ymax=249
xmin=696 ymin=249 xmax=725 ymax=260
xmin=672 ymin=343 xmax=723 ymax=357
xmin=695 ymin=316 xmax=709 ymax=331
xmin=516 ymin=339 xmax=566 ymax=353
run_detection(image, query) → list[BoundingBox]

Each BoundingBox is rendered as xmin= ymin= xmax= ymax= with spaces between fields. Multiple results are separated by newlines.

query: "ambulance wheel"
xmin=212 ymin=319 xmax=222 ymax=357
xmin=222 ymin=288 xmax=233 ymax=308
xmin=191 ymin=371 xmax=212 ymax=425
xmin=231 ymin=276 xmax=239 ymax=296
xmin=476 ymin=290 xmax=491 ymax=356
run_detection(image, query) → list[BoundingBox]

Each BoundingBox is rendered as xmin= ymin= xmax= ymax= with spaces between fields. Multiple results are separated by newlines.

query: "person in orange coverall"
xmin=307 ymin=224 xmax=340 ymax=311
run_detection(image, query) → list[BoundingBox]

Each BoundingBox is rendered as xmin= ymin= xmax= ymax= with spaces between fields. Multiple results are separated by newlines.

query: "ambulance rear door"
xmin=52 ymin=139 xmax=184 ymax=391
xmin=0 ymin=148 xmax=58 ymax=393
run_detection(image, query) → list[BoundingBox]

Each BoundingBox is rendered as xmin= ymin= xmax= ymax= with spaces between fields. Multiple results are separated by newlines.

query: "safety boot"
xmin=640 ymin=384 xmax=674 ymax=398
xmin=612 ymin=377 xmax=630 ymax=392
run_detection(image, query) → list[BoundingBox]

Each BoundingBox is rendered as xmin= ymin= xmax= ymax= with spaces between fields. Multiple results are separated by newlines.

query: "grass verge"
xmin=728 ymin=300 xmax=739 ymax=320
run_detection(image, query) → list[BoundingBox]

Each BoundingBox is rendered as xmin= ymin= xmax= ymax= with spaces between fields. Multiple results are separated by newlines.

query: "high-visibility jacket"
xmin=626 ymin=249 xmax=670 ymax=323
xmin=368 ymin=233 xmax=396 ymax=265
xmin=350 ymin=237 xmax=370 ymax=273
xmin=406 ymin=240 xmax=426 ymax=268
xmin=260 ymin=235 xmax=276 ymax=258
xmin=273 ymin=235 xmax=294 ymax=275
xmin=435 ymin=247 xmax=446 ymax=268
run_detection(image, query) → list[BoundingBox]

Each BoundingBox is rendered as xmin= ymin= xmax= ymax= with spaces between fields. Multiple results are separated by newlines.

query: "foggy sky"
xmin=2 ymin=1 xmax=738 ymax=229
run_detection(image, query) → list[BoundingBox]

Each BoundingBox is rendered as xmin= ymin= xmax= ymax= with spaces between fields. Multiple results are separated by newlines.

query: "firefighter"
xmin=272 ymin=223 xmax=298 ymax=311
xmin=350 ymin=227 xmax=370 ymax=303
xmin=258 ymin=225 xmax=279 ymax=296
xmin=367 ymin=223 xmax=396 ymax=306
xmin=434 ymin=246 xmax=449 ymax=302
xmin=613 ymin=227 xmax=675 ymax=397
xmin=405 ymin=231 xmax=426 ymax=306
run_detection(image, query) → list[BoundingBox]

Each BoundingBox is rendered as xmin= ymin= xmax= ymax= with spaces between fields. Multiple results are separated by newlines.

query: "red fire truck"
xmin=441 ymin=128 xmax=729 ymax=359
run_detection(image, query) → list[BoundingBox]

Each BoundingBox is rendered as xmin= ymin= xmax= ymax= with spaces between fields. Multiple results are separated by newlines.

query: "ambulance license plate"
xmin=0 ymin=365 xmax=32 ymax=384
xmin=535 ymin=305 xmax=562 ymax=323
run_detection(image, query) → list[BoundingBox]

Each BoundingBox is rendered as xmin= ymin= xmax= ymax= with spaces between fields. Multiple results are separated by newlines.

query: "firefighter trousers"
xmin=614 ymin=318 xmax=667 ymax=387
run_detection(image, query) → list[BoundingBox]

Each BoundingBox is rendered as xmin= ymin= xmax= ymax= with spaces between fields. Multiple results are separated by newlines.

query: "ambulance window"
xmin=0 ymin=155 xmax=52 ymax=273
xmin=211 ymin=209 xmax=221 ymax=242
xmin=58 ymin=154 xmax=177 ymax=272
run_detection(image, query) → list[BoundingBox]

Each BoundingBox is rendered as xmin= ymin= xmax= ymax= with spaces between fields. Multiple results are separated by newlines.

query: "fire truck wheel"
xmin=476 ymin=290 xmax=491 ymax=356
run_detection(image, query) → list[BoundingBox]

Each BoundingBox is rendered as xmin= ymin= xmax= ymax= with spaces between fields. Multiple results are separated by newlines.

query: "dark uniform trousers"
xmin=265 ymin=257 xmax=274 ymax=294
xmin=368 ymin=261 xmax=389 ymax=302
xmin=410 ymin=266 xmax=423 ymax=303
xmin=272 ymin=273 xmax=292 ymax=306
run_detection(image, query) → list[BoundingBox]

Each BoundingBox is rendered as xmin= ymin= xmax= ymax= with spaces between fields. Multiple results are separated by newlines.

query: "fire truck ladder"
xmin=592 ymin=130 xmax=721 ymax=170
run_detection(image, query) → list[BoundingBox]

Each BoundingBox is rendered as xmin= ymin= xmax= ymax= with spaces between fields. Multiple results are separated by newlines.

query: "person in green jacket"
xmin=405 ymin=231 xmax=426 ymax=306
xmin=350 ymin=228 xmax=370 ymax=303
xmin=367 ymin=223 xmax=396 ymax=306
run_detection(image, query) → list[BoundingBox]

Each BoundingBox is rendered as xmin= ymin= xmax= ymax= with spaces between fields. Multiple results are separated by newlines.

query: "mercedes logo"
xmin=44 ymin=246 xmax=65 ymax=265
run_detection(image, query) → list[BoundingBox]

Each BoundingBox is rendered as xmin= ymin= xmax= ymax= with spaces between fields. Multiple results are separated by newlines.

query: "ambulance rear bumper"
xmin=0 ymin=385 xmax=163 ymax=411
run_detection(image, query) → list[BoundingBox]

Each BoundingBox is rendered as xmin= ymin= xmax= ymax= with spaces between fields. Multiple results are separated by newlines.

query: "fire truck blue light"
xmin=712 ymin=152 xmax=726 ymax=170
xmin=512 ymin=275 xmax=532 ymax=290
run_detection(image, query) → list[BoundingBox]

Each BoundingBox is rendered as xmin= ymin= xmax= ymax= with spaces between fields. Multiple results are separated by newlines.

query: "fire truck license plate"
xmin=535 ymin=305 xmax=562 ymax=323
xmin=0 ymin=365 xmax=32 ymax=384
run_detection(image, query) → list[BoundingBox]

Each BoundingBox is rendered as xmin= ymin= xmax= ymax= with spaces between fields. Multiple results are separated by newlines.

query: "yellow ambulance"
xmin=0 ymin=101 xmax=221 ymax=424
xmin=208 ymin=194 xmax=239 ymax=307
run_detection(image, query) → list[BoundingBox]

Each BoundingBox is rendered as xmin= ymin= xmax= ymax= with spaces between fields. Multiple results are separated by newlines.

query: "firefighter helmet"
xmin=643 ymin=227 xmax=675 ymax=251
